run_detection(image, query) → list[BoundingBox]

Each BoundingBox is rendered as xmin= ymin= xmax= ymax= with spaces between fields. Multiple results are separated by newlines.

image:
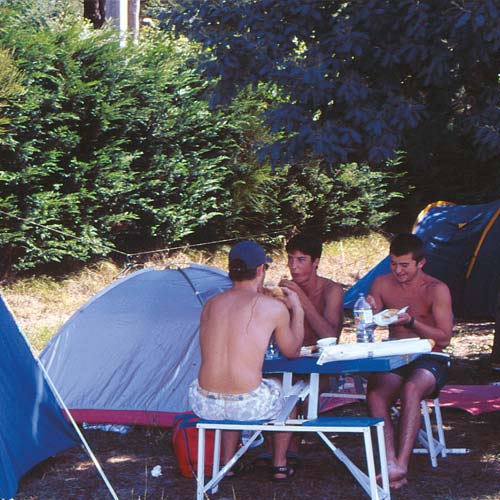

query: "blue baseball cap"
xmin=228 ymin=240 xmax=272 ymax=271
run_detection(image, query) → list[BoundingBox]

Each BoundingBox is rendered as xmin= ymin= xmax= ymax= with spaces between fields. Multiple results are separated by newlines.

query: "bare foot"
xmin=387 ymin=463 xmax=407 ymax=482
xmin=390 ymin=477 xmax=408 ymax=489
xmin=377 ymin=462 xmax=407 ymax=485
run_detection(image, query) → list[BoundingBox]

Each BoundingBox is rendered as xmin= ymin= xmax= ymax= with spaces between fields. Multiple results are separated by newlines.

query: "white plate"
xmin=373 ymin=306 xmax=408 ymax=326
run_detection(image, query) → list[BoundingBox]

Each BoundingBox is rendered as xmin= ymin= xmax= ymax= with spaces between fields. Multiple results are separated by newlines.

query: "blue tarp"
xmin=344 ymin=200 xmax=500 ymax=318
xmin=0 ymin=294 xmax=79 ymax=498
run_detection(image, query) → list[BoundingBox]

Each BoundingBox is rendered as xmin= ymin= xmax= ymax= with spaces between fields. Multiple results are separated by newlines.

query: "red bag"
xmin=172 ymin=412 xmax=215 ymax=478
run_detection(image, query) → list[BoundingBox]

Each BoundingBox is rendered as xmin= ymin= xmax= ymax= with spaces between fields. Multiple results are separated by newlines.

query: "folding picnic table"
xmin=263 ymin=353 xmax=420 ymax=419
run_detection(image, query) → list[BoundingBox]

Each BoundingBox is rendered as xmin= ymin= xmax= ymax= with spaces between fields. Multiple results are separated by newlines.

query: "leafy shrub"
xmin=0 ymin=0 xmax=404 ymax=277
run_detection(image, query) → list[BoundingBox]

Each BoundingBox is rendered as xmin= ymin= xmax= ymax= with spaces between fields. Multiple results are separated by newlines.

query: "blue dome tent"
xmin=40 ymin=264 xmax=232 ymax=427
xmin=0 ymin=295 xmax=79 ymax=498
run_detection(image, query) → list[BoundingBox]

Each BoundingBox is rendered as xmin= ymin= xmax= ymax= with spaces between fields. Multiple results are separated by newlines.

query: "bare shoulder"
xmin=321 ymin=277 xmax=344 ymax=296
xmin=371 ymin=273 xmax=394 ymax=289
xmin=256 ymin=292 xmax=289 ymax=314
xmin=202 ymin=293 xmax=218 ymax=310
xmin=424 ymin=274 xmax=451 ymax=296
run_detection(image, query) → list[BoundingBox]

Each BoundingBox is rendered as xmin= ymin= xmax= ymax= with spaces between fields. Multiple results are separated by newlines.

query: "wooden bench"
xmin=195 ymin=416 xmax=390 ymax=500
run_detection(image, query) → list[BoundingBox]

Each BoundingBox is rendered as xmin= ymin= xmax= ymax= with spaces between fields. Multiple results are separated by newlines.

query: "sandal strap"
xmin=272 ymin=465 xmax=289 ymax=474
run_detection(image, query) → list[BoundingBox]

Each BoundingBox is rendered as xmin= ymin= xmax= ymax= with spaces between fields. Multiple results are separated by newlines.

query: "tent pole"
xmin=35 ymin=358 xmax=121 ymax=499
xmin=176 ymin=267 xmax=205 ymax=306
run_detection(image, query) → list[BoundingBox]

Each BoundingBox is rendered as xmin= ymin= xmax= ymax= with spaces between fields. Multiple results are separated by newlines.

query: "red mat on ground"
xmin=319 ymin=384 xmax=500 ymax=416
xmin=434 ymin=385 xmax=500 ymax=415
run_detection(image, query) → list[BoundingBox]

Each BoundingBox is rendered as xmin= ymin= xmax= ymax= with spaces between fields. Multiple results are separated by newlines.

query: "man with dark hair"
xmin=388 ymin=233 xmax=426 ymax=262
xmin=189 ymin=240 xmax=304 ymax=481
xmin=280 ymin=232 xmax=344 ymax=345
xmin=366 ymin=233 xmax=453 ymax=489
xmin=262 ymin=232 xmax=344 ymax=462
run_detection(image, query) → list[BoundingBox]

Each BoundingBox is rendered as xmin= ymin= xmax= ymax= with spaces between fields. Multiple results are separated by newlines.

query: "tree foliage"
xmin=0 ymin=0 xmax=402 ymax=276
xmin=166 ymin=0 xmax=500 ymax=203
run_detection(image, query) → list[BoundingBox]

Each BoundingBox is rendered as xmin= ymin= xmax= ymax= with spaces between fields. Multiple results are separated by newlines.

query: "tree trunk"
xmin=128 ymin=0 xmax=140 ymax=43
xmin=84 ymin=0 xmax=106 ymax=28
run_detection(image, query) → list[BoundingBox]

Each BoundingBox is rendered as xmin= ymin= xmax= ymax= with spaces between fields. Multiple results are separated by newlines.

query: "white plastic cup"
xmin=317 ymin=337 xmax=338 ymax=349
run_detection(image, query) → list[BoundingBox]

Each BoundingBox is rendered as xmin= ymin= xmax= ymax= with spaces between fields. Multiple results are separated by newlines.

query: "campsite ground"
xmin=14 ymin=321 xmax=500 ymax=500
xmin=5 ymin=234 xmax=500 ymax=500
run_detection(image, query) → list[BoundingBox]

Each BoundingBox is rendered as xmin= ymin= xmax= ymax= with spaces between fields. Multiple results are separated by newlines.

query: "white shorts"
xmin=189 ymin=378 xmax=284 ymax=421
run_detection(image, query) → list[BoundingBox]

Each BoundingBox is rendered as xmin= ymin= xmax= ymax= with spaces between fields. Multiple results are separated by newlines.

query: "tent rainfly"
xmin=1 ymin=294 xmax=121 ymax=500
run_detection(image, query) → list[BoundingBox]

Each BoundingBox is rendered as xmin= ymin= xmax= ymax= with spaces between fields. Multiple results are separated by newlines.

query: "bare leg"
xmin=273 ymin=405 xmax=297 ymax=479
xmin=367 ymin=372 xmax=406 ymax=484
xmin=273 ymin=431 xmax=291 ymax=467
xmin=287 ymin=375 xmax=330 ymax=455
xmin=221 ymin=430 xmax=241 ymax=465
xmin=396 ymin=369 xmax=436 ymax=479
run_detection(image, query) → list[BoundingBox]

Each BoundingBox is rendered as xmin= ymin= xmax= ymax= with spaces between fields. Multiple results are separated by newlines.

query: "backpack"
xmin=172 ymin=412 xmax=215 ymax=478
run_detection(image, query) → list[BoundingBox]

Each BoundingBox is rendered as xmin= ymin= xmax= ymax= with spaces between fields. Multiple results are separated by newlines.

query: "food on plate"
xmin=381 ymin=308 xmax=400 ymax=320
xmin=302 ymin=345 xmax=319 ymax=353
xmin=300 ymin=345 xmax=319 ymax=356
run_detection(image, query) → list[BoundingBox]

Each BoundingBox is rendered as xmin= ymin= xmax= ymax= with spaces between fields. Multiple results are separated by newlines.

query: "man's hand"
xmin=279 ymin=279 xmax=310 ymax=304
xmin=279 ymin=286 xmax=303 ymax=312
xmin=391 ymin=312 xmax=412 ymax=326
xmin=365 ymin=294 xmax=378 ymax=311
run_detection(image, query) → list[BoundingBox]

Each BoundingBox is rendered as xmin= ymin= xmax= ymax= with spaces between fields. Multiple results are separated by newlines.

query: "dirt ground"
xmin=14 ymin=321 xmax=500 ymax=500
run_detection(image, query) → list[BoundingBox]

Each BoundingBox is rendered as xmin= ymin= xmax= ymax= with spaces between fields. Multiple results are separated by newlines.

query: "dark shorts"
xmin=391 ymin=353 xmax=450 ymax=399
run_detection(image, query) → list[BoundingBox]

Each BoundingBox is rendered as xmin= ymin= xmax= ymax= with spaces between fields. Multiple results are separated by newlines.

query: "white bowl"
xmin=317 ymin=337 xmax=338 ymax=349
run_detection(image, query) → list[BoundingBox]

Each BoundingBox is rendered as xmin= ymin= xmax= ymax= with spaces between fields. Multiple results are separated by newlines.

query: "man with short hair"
xmin=280 ymin=232 xmax=344 ymax=345
xmin=189 ymin=240 xmax=304 ymax=481
xmin=275 ymin=233 xmax=344 ymax=460
xmin=367 ymin=233 xmax=453 ymax=489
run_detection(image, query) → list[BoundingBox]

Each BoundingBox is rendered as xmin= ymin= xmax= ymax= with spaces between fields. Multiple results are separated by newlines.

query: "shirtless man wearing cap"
xmin=366 ymin=233 xmax=453 ymax=489
xmin=189 ymin=240 xmax=304 ymax=481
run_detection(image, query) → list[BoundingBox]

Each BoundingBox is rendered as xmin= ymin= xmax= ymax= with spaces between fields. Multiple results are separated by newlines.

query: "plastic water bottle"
xmin=353 ymin=293 xmax=374 ymax=343
xmin=265 ymin=338 xmax=280 ymax=359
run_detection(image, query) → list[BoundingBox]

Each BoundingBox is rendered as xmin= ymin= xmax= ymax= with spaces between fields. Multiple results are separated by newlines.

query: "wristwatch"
xmin=405 ymin=316 xmax=415 ymax=329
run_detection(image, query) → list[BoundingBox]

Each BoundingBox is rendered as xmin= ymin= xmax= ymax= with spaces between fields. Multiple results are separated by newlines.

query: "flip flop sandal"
xmin=272 ymin=465 xmax=295 ymax=482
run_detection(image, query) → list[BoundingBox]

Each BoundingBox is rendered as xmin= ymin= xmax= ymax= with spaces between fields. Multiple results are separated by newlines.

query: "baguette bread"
xmin=262 ymin=286 xmax=285 ymax=298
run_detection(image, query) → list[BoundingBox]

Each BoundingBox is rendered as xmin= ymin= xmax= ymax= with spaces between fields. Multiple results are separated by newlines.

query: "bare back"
xmin=197 ymin=289 xmax=291 ymax=394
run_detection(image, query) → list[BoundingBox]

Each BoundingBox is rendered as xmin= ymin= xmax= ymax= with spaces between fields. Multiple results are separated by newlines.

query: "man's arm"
xmin=279 ymin=280 xmax=344 ymax=339
xmin=367 ymin=276 xmax=385 ymax=313
xmin=273 ymin=289 xmax=305 ymax=358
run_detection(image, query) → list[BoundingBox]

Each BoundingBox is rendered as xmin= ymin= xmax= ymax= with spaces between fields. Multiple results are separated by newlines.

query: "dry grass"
xmin=3 ymin=261 xmax=121 ymax=352
xmin=2 ymin=232 xmax=390 ymax=353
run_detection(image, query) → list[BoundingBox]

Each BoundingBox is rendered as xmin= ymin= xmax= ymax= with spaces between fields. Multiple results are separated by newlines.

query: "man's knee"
xmin=366 ymin=388 xmax=389 ymax=413
xmin=400 ymin=377 xmax=434 ymax=403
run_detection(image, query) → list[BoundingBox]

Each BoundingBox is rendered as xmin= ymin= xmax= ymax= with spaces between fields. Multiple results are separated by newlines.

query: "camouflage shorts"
xmin=189 ymin=378 xmax=284 ymax=421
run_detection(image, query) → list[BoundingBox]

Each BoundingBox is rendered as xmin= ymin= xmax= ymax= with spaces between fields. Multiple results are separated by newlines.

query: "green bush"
xmin=0 ymin=0 xmax=404 ymax=277
xmin=0 ymin=5 xmax=242 ymax=272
